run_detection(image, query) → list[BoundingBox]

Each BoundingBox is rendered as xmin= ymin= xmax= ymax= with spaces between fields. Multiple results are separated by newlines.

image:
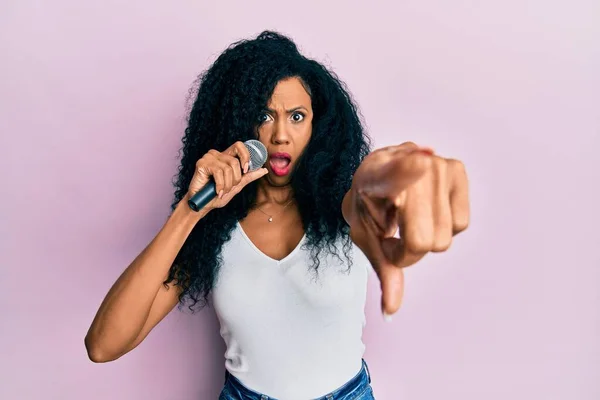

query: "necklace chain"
xmin=255 ymin=199 xmax=294 ymax=222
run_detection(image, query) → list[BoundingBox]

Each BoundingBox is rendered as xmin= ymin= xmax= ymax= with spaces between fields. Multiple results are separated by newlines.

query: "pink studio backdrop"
xmin=1 ymin=1 xmax=598 ymax=399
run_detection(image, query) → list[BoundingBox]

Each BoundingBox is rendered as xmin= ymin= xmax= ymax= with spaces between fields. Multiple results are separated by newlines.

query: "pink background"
xmin=1 ymin=1 xmax=599 ymax=399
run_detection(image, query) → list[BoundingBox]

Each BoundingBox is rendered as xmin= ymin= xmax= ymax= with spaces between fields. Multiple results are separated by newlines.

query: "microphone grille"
xmin=244 ymin=140 xmax=268 ymax=171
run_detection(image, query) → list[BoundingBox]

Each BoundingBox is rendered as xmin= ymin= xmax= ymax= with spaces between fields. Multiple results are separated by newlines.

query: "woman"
xmin=85 ymin=31 xmax=469 ymax=399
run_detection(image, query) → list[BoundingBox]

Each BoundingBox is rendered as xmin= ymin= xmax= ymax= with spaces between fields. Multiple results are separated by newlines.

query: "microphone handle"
xmin=188 ymin=180 xmax=217 ymax=212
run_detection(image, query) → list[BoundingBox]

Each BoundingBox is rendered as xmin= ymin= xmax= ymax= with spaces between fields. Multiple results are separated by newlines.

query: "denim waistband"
xmin=222 ymin=359 xmax=371 ymax=400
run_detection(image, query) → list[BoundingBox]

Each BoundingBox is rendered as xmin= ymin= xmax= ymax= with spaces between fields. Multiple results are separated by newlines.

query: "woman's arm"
xmin=84 ymin=141 xmax=268 ymax=362
xmin=84 ymin=197 xmax=206 ymax=363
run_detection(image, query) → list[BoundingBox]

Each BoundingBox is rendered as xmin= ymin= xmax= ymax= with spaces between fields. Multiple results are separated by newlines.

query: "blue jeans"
xmin=218 ymin=359 xmax=375 ymax=399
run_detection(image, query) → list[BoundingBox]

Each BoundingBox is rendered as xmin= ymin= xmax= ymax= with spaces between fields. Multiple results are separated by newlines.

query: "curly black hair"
xmin=165 ymin=31 xmax=372 ymax=311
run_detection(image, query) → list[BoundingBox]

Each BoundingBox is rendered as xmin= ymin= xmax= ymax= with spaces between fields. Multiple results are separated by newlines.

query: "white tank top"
xmin=211 ymin=222 xmax=371 ymax=399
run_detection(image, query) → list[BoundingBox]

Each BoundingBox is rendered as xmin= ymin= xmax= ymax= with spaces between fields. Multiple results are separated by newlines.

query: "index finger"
xmin=225 ymin=141 xmax=251 ymax=173
xmin=448 ymin=159 xmax=470 ymax=234
xmin=352 ymin=195 xmax=405 ymax=317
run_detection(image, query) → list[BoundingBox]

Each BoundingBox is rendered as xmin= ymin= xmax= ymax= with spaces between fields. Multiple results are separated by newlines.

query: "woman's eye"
xmin=258 ymin=113 xmax=273 ymax=123
xmin=291 ymin=112 xmax=304 ymax=122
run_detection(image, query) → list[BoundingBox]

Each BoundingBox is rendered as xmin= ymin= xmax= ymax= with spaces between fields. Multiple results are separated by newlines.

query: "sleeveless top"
xmin=211 ymin=222 xmax=371 ymax=399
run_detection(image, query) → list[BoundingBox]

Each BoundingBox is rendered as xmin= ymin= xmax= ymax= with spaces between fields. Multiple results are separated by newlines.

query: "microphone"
xmin=188 ymin=140 xmax=268 ymax=212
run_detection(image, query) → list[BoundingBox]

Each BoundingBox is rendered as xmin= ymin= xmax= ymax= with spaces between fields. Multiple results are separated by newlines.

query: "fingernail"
xmin=218 ymin=190 xmax=223 ymax=199
xmin=383 ymin=312 xmax=393 ymax=322
xmin=244 ymin=162 xmax=249 ymax=173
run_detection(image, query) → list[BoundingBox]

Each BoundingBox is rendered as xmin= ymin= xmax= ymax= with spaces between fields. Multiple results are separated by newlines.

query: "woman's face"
xmin=256 ymin=77 xmax=313 ymax=187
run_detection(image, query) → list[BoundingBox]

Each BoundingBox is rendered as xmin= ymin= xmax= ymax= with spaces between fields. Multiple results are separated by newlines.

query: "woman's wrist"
xmin=172 ymin=194 xmax=208 ymax=226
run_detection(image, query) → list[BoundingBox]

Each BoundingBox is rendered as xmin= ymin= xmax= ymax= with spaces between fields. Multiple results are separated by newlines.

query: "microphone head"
xmin=244 ymin=140 xmax=268 ymax=171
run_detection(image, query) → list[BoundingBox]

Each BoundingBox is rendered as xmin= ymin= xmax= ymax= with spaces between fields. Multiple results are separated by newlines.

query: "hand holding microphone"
xmin=187 ymin=140 xmax=268 ymax=212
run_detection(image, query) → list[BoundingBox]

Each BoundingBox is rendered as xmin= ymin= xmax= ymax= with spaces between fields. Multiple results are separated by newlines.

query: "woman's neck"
xmin=255 ymin=180 xmax=294 ymax=205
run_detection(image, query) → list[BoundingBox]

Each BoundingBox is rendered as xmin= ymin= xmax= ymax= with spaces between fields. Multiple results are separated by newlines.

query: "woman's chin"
xmin=265 ymin=172 xmax=292 ymax=187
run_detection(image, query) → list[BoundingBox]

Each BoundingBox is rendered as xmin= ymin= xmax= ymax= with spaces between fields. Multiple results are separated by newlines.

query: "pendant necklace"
xmin=255 ymin=199 xmax=294 ymax=222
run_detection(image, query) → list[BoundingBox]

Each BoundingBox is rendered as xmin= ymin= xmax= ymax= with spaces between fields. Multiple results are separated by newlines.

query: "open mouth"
xmin=269 ymin=152 xmax=292 ymax=176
